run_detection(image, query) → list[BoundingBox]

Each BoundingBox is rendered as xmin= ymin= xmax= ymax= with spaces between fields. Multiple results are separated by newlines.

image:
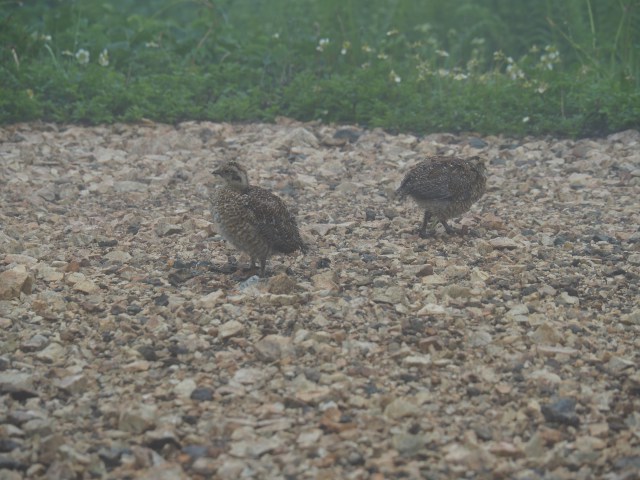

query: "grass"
xmin=1 ymin=0 xmax=639 ymax=137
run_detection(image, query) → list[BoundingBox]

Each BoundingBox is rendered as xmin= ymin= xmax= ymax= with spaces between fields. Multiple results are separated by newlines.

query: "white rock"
xmin=35 ymin=343 xmax=66 ymax=363
xmin=21 ymin=334 xmax=49 ymax=352
xmin=384 ymin=398 xmax=420 ymax=419
xmin=468 ymin=330 xmax=492 ymax=347
xmin=233 ymin=368 xmax=265 ymax=385
xmin=628 ymin=254 xmax=640 ymax=266
xmin=114 ymin=180 xmax=148 ymax=193
xmin=3 ymin=254 xmax=37 ymax=266
xmin=530 ymin=323 xmax=563 ymax=344
xmin=174 ymin=378 xmax=197 ymax=398
xmin=621 ymin=310 xmax=640 ymax=325
xmin=421 ymin=274 xmax=448 ymax=285
xmin=216 ymin=458 xmax=246 ymax=478
xmin=272 ymin=127 xmax=319 ymax=149
xmin=198 ymin=290 xmax=224 ymax=308
xmin=527 ymin=369 xmax=562 ymax=384
xmin=416 ymin=303 xmax=446 ymax=315
xmin=118 ymin=404 xmax=157 ymax=434
xmin=138 ymin=464 xmax=188 ymax=480
xmin=0 ymin=266 xmax=33 ymax=299
xmin=607 ymin=356 xmax=635 ymax=373
xmin=403 ymin=355 xmax=432 ymax=367
xmin=37 ymin=265 xmax=64 ymax=282
xmin=64 ymin=272 xmax=85 ymax=284
xmin=105 ymin=250 xmax=132 ymax=262
xmin=557 ymin=291 xmax=579 ymax=306
xmin=73 ymin=279 xmax=98 ymax=294
xmin=228 ymin=437 xmax=282 ymax=458
xmin=568 ymin=172 xmax=592 ymax=187
xmin=55 ymin=374 xmax=88 ymax=395
xmin=219 ymin=320 xmax=244 ymax=339
xmin=507 ymin=304 xmax=529 ymax=316
xmin=489 ymin=237 xmax=520 ymax=249
xmin=297 ymin=428 xmax=323 ymax=447
xmin=308 ymin=224 xmax=336 ymax=236
xmin=392 ymin=432 xmax=425 ymax=455
xmin=0 ymin=372 xmax=35 ymax=391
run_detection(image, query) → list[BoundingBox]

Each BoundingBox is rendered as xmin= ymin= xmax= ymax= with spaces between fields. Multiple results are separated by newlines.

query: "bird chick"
xmin=211 ymin=161 xmax=307 ymax=276
xmin=396 ymin=155 xmax=486 ymax=237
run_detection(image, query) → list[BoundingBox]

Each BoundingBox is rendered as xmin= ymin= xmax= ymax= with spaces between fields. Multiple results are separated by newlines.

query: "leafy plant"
xmin=1 ymin=0 xmax=638 ymax=136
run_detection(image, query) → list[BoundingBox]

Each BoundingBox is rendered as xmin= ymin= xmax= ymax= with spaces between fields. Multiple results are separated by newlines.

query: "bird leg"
xmin=242 ymin=256 xmax=258 ymax=272
xmin=259 ymin=258 xmax=267 ymax=277
xmin=440 ymin=219 xmax=456 ymax=235
xmin=418 ymin=211 xmax=432 ymax=238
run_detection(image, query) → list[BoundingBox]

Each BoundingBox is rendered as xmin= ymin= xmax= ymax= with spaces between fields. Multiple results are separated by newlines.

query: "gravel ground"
xmin=0 ymin=121 xmax=639 ymax=480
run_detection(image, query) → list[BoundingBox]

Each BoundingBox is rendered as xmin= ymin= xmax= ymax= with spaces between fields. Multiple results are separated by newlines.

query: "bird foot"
xmin=458 ymin=224 xmax=471 ymax=236
xmin=233 ymin=268 xmax=261 ymax=281
xmin=444 ymin=224 xmax=471 ymax=236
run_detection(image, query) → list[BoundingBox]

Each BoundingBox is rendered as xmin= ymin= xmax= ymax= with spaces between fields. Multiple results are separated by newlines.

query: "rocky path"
xmin=0 ymin=121 xmax=639 ymax=479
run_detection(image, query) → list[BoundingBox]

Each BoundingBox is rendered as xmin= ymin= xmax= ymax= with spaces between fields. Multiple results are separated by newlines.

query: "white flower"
xmin=436 ymin=49 xmax=449 ymax=58
xmin=75 ymin=49 xmax=90 ymax=65
xmin=522 ymin=116 xmax=530 ymax=123
xmin=389 ymin=70 xmax=401 ymax=83
xmin=506 ymin=64 xmax=524 ymax=80
xmin=272 ymin=32 xmax=280 ymax=39
xmin=98 ymin=49 xmax=109 ymax=67
xmin=316 ymin=38 xmax=330 ymax=52
xmin=539 ymin=46 xmax=560 ymax=70
xmin=453 ymin=73 xmax=468 ymax=81
xmin=145 ymin=41 xmax=159 ymax=48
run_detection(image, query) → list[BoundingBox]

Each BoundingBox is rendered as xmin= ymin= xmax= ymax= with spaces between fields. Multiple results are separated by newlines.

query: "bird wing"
xmin=400 ymin=162 xmax=455 ymax=201
xmin=242 ymin=187 xmax=304 ymax=253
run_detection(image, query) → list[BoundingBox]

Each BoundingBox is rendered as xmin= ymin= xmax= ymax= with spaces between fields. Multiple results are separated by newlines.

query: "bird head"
xmin=470 ymin=156 xmax=487 ymax=176
xmin=212 ymin=161 xmax=250 ymax=191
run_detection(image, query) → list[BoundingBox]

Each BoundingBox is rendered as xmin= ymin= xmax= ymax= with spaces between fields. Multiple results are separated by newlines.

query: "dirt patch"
xmin=1 ymin=121 xmax=639 ymax=478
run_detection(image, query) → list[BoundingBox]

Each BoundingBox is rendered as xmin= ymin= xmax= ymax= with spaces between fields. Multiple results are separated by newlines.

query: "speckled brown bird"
xmin=211 ymin=161 xmax=307 ymax=276
xmin=396 ymin=155 xmax=486 ymax=237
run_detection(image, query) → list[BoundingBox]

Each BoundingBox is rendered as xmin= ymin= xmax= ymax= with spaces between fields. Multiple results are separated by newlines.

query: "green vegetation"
xmin=2 ymin=0 xmax=639 ymax=136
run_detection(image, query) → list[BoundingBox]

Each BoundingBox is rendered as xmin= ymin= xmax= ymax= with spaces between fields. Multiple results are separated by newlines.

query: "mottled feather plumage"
xmin=396 ymin=155 xmax=486 ymax=237
xmin=211 ymin=162 xmax=307 ymax=275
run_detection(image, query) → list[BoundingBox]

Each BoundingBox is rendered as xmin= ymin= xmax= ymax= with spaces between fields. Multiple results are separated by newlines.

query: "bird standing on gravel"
xmin=396 ymin=155 xmax=487 ymax=237
xmin=210 ymin=161 xmax=308 ymax=276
